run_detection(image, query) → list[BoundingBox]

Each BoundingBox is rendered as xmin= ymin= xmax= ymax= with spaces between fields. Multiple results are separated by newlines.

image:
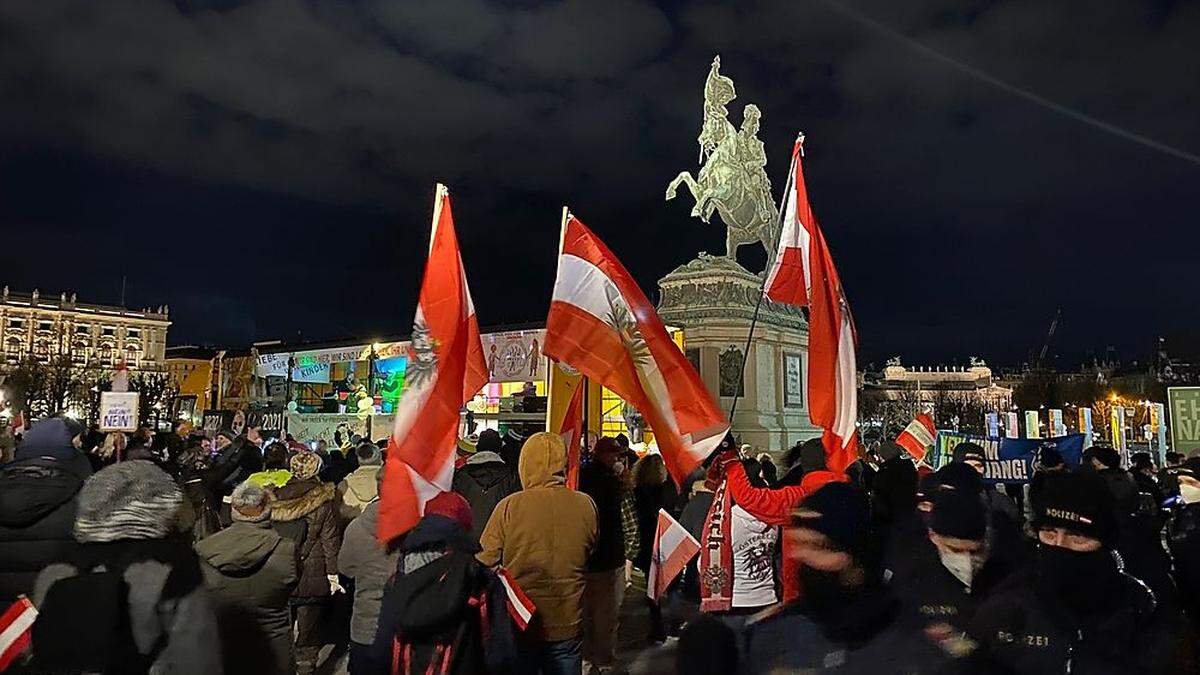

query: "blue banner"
xmin=934 ymin=432 xmax=1086 ymax=483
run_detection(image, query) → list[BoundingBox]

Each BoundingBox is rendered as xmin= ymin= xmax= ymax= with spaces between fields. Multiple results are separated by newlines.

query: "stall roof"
xmin=245 ymin=321 xmax=546 ymax=357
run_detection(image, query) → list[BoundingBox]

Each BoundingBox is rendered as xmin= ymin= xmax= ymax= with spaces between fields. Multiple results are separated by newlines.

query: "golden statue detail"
xmin=666 ymin=56 xmax=780 ymax=265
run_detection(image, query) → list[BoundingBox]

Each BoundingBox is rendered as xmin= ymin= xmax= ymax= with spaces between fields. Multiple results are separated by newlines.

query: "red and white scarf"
xmin=699 ymin=477 xmax=734 ymax=613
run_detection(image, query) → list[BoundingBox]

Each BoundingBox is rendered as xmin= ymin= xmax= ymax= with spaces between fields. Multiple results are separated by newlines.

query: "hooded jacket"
xmin=0 ymin=449 xmax=90 ymax=603
xmin=452 ymin=451 xmax=521 ymax=543
xmin=338 ymin=464 xmax=381 ymax=523
xmin=338 ymin=500 xmax=400 ymax=645
xmin=196 ymin=519 xmax=298 ymax=675
xmin=271 ymin=478 xmax=340 ymax=599
xmin=477 ymin=432 xmax=598 ymax=641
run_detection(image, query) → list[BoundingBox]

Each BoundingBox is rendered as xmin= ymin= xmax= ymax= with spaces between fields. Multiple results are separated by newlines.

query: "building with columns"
xmin=0 ymin=287 xmax=170 ymax=371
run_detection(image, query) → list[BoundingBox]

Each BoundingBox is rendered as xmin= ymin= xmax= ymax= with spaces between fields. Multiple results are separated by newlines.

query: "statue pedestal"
xmin=657 ymin=254 xmax=822 ymax=454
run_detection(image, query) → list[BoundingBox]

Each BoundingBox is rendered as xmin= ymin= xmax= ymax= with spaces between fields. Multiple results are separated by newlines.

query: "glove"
xmin=328 ymin=574 xmax=345 ymax=595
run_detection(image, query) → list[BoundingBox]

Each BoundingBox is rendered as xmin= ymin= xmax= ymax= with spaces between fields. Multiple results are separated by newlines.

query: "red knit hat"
xmin=424 ymin=491 xmax=473 ymax=531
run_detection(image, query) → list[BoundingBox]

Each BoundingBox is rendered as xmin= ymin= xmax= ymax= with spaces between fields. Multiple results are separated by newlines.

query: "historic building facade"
xmin=0 ymin=287 xmax=170 ymax=371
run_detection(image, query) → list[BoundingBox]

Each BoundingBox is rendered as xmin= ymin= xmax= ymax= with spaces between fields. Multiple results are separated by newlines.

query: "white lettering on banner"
xmin=285 ymin=413 xmax=368 ymax=444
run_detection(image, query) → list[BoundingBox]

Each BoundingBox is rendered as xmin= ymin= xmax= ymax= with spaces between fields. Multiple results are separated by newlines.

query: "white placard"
xmin=99 ymin=392 xmax=141 ymax=432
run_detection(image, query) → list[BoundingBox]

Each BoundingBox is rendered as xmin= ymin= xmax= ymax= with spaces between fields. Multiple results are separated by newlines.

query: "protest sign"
xmin=934 ymin=431 xmax=1084 ymax=483
xmin=484 ymin=329 xmax=546 ymax=383
xmin=286 ymin=413 xmax=367 ymax=445
xmin=1169 ymin=387 xmax=1200 ymax=455
xmin=247 ymin=407 xmax=285 ymax=439
xmin=201 ymin=410 xmax=233 ymax=436
xmin=99 ymin=392 xmax=140 ymax=432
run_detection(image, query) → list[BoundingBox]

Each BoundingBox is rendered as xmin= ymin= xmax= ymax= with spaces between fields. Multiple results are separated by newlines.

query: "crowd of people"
xmin=2 ymin=413 xmax=1200 ymax=674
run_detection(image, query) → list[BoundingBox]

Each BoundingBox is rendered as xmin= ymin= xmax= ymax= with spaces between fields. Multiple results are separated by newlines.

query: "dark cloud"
xmin=0 ymin=0 xmax=1198 ymax=367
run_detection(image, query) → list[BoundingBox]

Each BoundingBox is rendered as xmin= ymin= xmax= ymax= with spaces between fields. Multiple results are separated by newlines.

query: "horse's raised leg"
xmin=666 ymin=172 xmax=694 ymax=201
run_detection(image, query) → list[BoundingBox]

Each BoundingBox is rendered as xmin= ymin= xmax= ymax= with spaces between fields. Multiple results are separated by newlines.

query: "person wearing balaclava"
xmin=1168 ymin=458 xmax=1200 ymax=622
xmin=889 ymin=487 xmax=1020 ymax=635
xmin=742 ymin=482 xmax=951 ymax=673
xmin=966 ymin=471 xmax=1189 ymax=673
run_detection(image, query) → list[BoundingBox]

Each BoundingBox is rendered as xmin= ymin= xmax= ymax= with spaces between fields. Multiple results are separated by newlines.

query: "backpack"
xmin=32 ymin=565 xmax=165 ymax=674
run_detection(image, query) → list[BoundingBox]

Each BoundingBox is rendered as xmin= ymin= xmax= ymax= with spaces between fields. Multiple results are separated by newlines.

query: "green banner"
xmin=1169 ymin=387 xmax=1200 ymax=455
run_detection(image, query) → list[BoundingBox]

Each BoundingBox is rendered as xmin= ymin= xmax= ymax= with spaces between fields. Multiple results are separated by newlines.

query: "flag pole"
xmin=728 ymin=136 xmax=801 ymax=420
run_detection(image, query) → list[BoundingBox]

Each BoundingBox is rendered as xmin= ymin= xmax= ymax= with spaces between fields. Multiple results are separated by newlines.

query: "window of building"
xmin=75 ymin=324 xmax=90 ymax=334
xmin=102 ymin=326 xmax=115 ymax=337
xmin=127 ymin=328 xmax=140 ymax=338
xmin=125 ymin=345 xmax=140 ymax=367
xmin=38 ymin=321 xmax=52 ymax=332
xmin=7 ymin=318 xmax=22 ymax=329
xmin=4 ymin=337 xmax=22 ymax=363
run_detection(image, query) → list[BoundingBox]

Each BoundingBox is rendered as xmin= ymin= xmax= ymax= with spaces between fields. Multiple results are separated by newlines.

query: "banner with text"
xmin=99 ymin=392 xmax=140 ymax=432
xmin=1169 ymin=388 xmax=1200 ymax=455
xmin=935 ymin=432 xmax=1085 ymax=483
xmin=285 ymin=413 xmax=368 ymax=445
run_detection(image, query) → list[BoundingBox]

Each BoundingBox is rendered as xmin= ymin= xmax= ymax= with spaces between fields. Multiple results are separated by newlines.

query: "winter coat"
xmin=337 ymin=465 xmax=380 ymax=523
xmin=888 ymin=534 xmax=1020 ymax=633
xmin=34 ymin=539 xmax=223 ymax=675
xmin=196 ymin=519 xmax=298 ymax=675
xmin=1099 ymin=467 xmax=1140 ymax=517
xmin=580 ymin=462 xmax=630 ymax=572
xmin=451 ymin=452 xmax=521 ymax=543
xmin=271 ymin=478 xmax=341 ymax=600
xmin=967 ymin=564 xmax=1191 ymax=674
xmin=743 ymin=584 xmax=949 ymax=674
xmin=374 ymin=515 xmax=515 ymax=675
xmin=0 ymin=453 xmax=89 ymax=603
xmin=339 ymin=500 xmax=400 ymax=645
xmin=477 ymin=433 xmax=598 ymax=642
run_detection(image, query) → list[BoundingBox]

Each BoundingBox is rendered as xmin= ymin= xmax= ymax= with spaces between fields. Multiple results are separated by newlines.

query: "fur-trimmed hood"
xmin=270 ymin=479 xmax=336 ymax=522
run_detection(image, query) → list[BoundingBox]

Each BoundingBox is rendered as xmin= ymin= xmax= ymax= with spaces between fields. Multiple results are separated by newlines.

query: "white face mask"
xmin=1180 ymin=484 xmax=1200 ymax=505
xmin=938 ymin=549 xmax=986 ymax=588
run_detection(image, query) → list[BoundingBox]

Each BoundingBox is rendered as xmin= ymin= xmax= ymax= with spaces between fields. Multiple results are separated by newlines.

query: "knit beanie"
xmin=74 ymin=460 xmax=183 ymax=543
xmin=932 ymin=461 xmax=984 ymax=494
xmin=798 ymin=438 xmax=827 ymax=473
xmin=794 ymin=482 xmax=871 ymax=561
xmin=230 ymin=481 xmax=272 ymax=523
xmin=1090 ymin=446 xmax=1122 ymax=470
xmin=929 ymin=487 xmax=987 ymax=540
xmin=476 ymin=428 xmax=503 ymax=455
xmin=876 ymin=441 xmax=905 ymax=463
xmin=424 ymin=491 xmax=473 ymax=532
xmin=951 ymin=442 xmax=986 ymax=466
xmin=290 ymin=450 xmax=322 ymax=480
xmin=356 ymin=443 xmax=383 ymax=467
xmin=1032 ymin=471 xmax=1116 ymax=545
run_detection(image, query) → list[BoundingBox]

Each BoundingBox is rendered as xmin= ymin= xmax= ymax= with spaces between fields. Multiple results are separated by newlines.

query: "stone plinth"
xmin=657 ymin=254 xmax=821 ymax=453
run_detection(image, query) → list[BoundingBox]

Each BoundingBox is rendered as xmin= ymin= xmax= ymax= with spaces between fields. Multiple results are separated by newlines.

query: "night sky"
xmin=1 ymin=0 xmax=1197 ymax=368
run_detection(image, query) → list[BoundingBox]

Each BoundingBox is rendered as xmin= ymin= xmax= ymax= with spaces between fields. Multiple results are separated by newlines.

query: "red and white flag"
xmin=647 ymin=509 xmax=700 ymax=600
xmin=558 ymin=379 xmax=585 ymax=490
xmin=497 ymin=567 xmax=537 ymax=631
xmin=0 ymin=596 xmax=37 ymax=672
xmin=378 ymin=184 xmax=489 ymax=544
xmin=763 ymin=135 xmax=859 ymax=472
xmin=895 ymin=413 xmax=937 ymax=462
xmin=544 ymin=212 xmax=728 ymax=484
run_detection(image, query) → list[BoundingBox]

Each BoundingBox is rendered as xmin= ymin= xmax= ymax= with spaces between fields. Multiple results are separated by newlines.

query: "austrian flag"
xmin=558 ymin=379 xmax=585 ymax=490
xmin=543 ymin=212 xmax=728 ymax=485
xmin=895 ymin=413 xmax=937 ymax=462
xmin=379 ymin=184 xmax=489 ymax=544
xmin=647 ymin=509 xmax=700 ymax=600
xmin=763 ymin=135 xmax=859 ymax=472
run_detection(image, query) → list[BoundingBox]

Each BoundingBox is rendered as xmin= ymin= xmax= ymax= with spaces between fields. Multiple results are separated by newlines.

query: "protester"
xmin=452 ymin=428 xmax=521 ymax=542
xmin=1168 ymin=459 xmax=1200 ymax=621
xmin=631 ymin=453 xmax=678 ymax=643
xmin=478 ymin=431 xmax=598 ymax=674
xmin=249 ymin=441 xmax=295 ymax=489
xmin=90 ymin=430 xmax=127 ymax=470
xmin=967 ymin=470 xmax=1190 ymax=672
xmin=178 ymin=437 xmax=220 ymax=542
xmin=272 ymin=449 xmax=343 ymax=675
xmin=719 ymin=437 xmax=845 ymax=604
xmin=196 ymin=481 xmax=298 ymax=675
xmin=337 ymin=441 xmax=384 ymax=523
xmin=579 ymin=436 xmax=636 ymax=673
xmin=31 ymin=460 xmax=222 ymax=674
xmin=339 ymin=468 xmax=398 ymax=675
xmin=0 ymin=418 xmax=91 ymax=603
xmin=869 ymin=442 xmax=922 ymax=566
xmin=1024 ymin=446 xmax=1067 ymax=527
xmin=372 ymin=491 xmax=515 ymax=675
xmin=740 ymin=482 xmax=950 ymax=673
xmin=1161 ymin=451 xmax=1187 ymax=498
xmin=756 ymin=453 xmax=778 ymax=487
